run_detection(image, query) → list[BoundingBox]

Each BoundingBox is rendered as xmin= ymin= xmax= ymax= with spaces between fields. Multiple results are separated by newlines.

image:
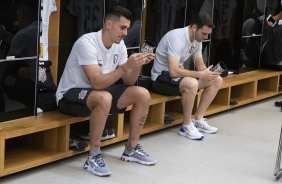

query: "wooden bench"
xmin=0 ymin=92 xmax=181 ymax=177
xmin=0 ymin=69 xmax=281 ymax=177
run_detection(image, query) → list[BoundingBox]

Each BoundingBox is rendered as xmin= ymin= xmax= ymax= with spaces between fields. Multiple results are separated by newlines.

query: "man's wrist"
xmin=120 ymin=65 xmax=129 ymax=72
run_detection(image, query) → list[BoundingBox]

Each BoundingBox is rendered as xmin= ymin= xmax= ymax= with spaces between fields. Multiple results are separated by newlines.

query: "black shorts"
xmin=58 ymin=84 xmax=129 ymax=117
xmin=152 ymin=71 xmax=184 ymax=96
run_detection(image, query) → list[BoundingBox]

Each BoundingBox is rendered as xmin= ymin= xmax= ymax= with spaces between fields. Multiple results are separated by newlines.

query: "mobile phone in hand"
xmin=267 ymin=14 xmax=277 ymax=27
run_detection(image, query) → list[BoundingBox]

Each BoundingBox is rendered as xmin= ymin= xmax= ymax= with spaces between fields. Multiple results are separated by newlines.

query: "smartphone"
xmin=267 ymin=14 xmax=277 ymax=27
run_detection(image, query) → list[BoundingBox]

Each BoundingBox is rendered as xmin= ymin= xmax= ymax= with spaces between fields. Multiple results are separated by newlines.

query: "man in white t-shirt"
xmin=151 ymin=12 xmax=222 ymax=140
xmin=56 ymin=6 xmax=156 ymax=177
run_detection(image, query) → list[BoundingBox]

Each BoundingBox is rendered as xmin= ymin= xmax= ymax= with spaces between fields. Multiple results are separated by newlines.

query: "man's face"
xmin=195 ymin=25 xmax=212 ymax=42
xmin=109 ymin=16 xmax=131 ymax=44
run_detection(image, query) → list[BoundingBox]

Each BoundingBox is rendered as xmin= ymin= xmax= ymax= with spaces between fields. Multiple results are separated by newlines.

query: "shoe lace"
xmin=91 ymin=153 xmax=106 ymax=168
xmin=187 ymin=123 xmax=196 ymax=132
xmin=134 ymin=144 xmax=149 ymax=157
xmin=201 ymin=118 xmax=210 ymax=127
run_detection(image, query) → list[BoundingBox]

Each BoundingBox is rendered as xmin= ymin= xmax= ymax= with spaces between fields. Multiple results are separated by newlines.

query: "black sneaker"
xmin=101 ymin=129 xmax=108 ymax=141
xmin=69 ymin=139 xmax=88 ymax=152
xmin=101 ymin=127 xmax=116 ymax=141
xmin=106 ymin=127 xmax=116 ymax=139
xmin=77 ymin=127 xmax=115 ymax=141
xmin=275 ymin=101 xmax=282 ymax=107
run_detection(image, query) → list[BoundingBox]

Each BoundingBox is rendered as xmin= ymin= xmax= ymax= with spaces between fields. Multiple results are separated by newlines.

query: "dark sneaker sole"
xmin=275 ymin=101 xmax=282 ymax=107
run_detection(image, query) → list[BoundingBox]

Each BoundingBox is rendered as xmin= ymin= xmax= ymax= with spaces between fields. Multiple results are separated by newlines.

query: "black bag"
xmin=37 ymin=60 xmax=57 ymax=92
xmin=261 ymin=25 xmax=282 ymax=66
xmin=137 ymin=75 xmax=153 ymax=91
xmin=37 ymin=91 xmax=59 ymax=112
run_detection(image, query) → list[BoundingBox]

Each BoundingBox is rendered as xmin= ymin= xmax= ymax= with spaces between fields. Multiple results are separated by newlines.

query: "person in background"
xmin=271 ymin=0 xmax=282 ymax=110
xmin=1 ymin=0 xmax=38 ymax=109
xmin=56 ymin=6 xmax=156 ymax=177
xmin=267 ymin=0 xmax=282 ymax=27
xmin=151 ymin=12 xmax=222 ymax=140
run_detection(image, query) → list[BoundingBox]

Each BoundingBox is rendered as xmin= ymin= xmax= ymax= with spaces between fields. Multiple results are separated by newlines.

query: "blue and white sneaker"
xmin=121 ymin=144 xmax=157 ymax=165
xmin=83 ymin=153 xmax=111 ymax=176
xmin=178 ymin=123 xmax=204 ymax=140
xmin=193 ymin=118 xmax=218 ymax=134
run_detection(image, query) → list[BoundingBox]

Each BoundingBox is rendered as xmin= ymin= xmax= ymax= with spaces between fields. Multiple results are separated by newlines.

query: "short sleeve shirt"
xmin=151 ymin=26 xmax=202 ymax=81
xmin=56 ymin=30 xmax=128 ymax=103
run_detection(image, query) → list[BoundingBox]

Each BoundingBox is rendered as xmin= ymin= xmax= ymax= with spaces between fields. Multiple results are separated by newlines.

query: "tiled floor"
xmin=2 ymin=95 xmax=282 ymax=184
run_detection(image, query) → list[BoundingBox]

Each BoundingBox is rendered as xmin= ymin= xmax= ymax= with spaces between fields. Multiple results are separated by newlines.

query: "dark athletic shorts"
xmin=152 ymin=71 xmax=184 ymax=96
xmin=58 ymin=84 xmax=128 ymax=117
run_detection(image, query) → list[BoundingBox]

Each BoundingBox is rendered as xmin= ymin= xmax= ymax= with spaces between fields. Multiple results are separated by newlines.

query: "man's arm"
xmin=194 ymin=56 xmax=207 ymax=71
xmin=274 ymin=11 xmax=282 ymax=22
xmin=121 ymin=53 xmax=154 ymax=85
xmin=168 ymin=55 xmax=203 ymax=79
xmin=168 ymin=54 xmax=218 ymax=80
xmin=83 ymin=53 xmax=154 ymax=90
xmin=83 ymin=64 xmax=126 ymax=90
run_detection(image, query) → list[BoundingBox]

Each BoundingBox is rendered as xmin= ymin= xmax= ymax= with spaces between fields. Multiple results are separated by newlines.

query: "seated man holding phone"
xmin=151 ymin=12 xmax=222 ymax=140
xmin=266 ymin=0 xmax=282 ymax=27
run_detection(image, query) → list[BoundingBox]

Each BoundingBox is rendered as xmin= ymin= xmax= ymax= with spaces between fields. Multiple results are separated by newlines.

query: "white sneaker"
xmin=193 ymin=118 xmax=218 ymax=134
xmin=178 ymin=123 xmax=204 ymax=140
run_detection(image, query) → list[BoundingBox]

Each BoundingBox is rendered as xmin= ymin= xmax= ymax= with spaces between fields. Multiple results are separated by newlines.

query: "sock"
xmin=182 ymin=122 xmax=193 ymax=129
xmin=91 ymin=150 xmax=101 ymax=157
xmin=193 ymin=118 xmax=203 ymax=122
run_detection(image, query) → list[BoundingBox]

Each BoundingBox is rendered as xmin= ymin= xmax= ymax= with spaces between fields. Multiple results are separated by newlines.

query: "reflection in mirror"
xmin=210 ymin=0 xmax=245 ymax=74
xmin=105 ymin=0 xmax=144 ymax=49
xmin=0 ymin=58 xmax=36 ymax=122
xmin=240 ymin=0 xmax=265 ymax=73
xmin=0 ymin=0 xmax=39 ymax=122
xmin=259 ymin=0 xmax=282 ymax=71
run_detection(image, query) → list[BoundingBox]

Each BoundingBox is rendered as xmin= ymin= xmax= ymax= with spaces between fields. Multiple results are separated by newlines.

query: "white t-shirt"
xmin=39 ymin=0 xmax=57 ymax=61
xmin=151 ymin=26 xmax=202 ymax=81
xmin=56 ymin=30 xmax=128 ymax=103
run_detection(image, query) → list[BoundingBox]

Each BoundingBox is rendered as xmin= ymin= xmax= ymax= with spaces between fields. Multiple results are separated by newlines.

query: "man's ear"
xmin=192 ymin=25 xmax=197 ymax=31
xmin=105 ymin=19 xmax=112 ymax=30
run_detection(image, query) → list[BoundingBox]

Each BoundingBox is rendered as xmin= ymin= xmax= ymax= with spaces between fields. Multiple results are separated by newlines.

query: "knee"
xmin=134 ymin=87 xmax=151 ymax=105
xmin=88 ymin=91 xmax=112 ymax=110
xmin=181 ymin=78 xmax=198 ymax=93
xmin=215 ymin=76 xmax=223 ymax=88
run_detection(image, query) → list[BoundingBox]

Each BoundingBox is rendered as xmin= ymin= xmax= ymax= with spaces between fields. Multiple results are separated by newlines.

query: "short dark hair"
xmin=105 ymin=6 xmax=133 ymax=22
xmin=190 ymin=12 xmax=215 ymax=29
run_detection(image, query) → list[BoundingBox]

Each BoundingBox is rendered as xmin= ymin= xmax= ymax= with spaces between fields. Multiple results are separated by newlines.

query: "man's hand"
xmin=199 ymin=66 xmax=221 ymax=81
xmin=142 ymin=52 xmax=155 ymax=65
xmin=123 ymin=53 xmax=155 ymax=70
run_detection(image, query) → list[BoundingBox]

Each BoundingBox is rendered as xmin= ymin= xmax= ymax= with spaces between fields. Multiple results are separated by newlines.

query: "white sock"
xmin=182 ymin=122 xmax=193 ymax=129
